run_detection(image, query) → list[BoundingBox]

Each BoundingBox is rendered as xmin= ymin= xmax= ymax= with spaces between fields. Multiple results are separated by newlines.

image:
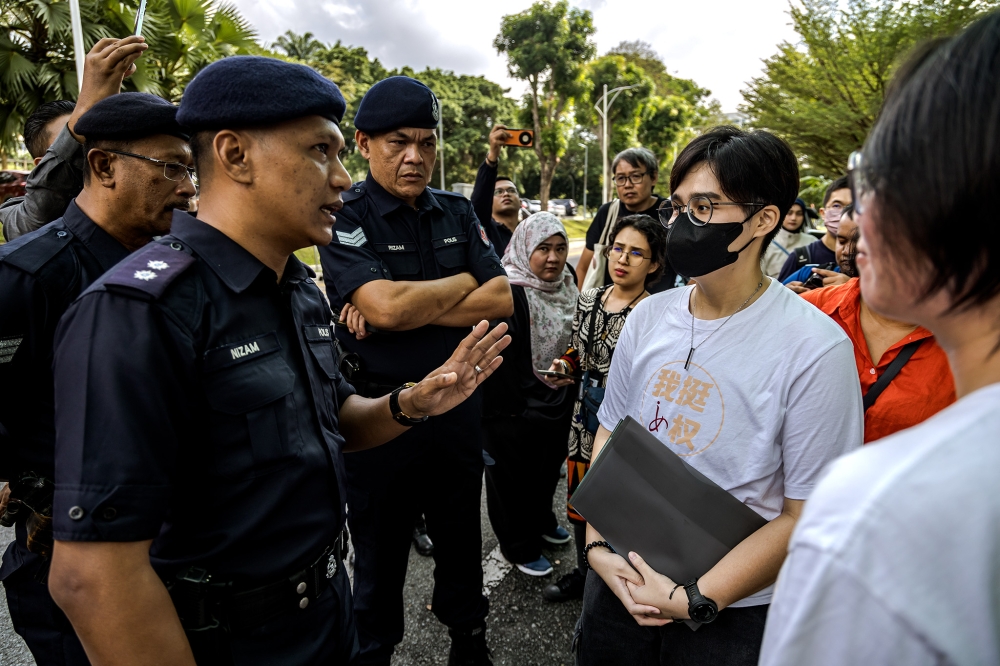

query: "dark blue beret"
xmin=354 ymin=76 xmax=440 ymax=134
xmin=74 ymin=92 xmax=186 ymax=141
xmin=177 ymin=56 xmax=346 ymax=130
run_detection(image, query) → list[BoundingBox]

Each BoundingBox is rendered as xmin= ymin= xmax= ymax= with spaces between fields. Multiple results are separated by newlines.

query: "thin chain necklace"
xmin=599 ymin=286 xmax=644 ymax=340
xmin=685 ymin=277 xmax=765 ymax=370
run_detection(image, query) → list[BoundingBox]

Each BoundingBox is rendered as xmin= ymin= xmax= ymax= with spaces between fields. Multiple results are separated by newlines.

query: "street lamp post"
xmin=578 ymin=142 xmax=588 ymax=218
xmin=438 ymin=115 xmax=446 ymax=190
xmin=595 ymin=83 xmax=641 ymax=204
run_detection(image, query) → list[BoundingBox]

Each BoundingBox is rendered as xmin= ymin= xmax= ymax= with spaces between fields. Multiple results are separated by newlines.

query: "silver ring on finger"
xmin=474 ymin=365 xmax=484 ymax=375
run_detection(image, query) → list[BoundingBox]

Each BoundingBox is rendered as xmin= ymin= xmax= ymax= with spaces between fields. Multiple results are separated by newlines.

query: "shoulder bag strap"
xmin=600 ymin=200 xmax=621 ymax=246
xmin=771 ymin=239 xmax=791 ymax=256
xmin=862 ymin=339 xmax=926 ymax=412
xmin=583 ymin=286 xmax=609 ymax=372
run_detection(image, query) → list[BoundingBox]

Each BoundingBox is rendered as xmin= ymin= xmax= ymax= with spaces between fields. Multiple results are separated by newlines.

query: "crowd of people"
xmin=0 ymin=10 xmax=997 ymax=666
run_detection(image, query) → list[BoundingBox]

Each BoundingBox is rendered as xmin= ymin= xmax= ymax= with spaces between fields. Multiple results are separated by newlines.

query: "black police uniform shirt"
xmin=0 ymin=201 xmax=129 ymax=579
xmin=319 ymin=173 xmax=506 ymax=383
xmin=51 ymin=212 xmax=353 ymax=584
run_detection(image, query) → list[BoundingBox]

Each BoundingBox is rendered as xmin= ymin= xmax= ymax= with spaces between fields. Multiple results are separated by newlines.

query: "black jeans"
xmin=578 ymin=570 xmax=768 ymax=666
xmin=483 ymin=415 xmax=569 ymax=564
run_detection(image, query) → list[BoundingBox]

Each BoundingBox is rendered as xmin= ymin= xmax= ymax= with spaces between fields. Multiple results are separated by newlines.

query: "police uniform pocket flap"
xmin=203 ymin=343 xmax=295 ymax=415
xmin=432 ymin=233 xmax=468 ymax=268
xmin=431 ymin=233 xmax=468 ymax=250
xmin=304 ymin=325 xmax=339 ymax=380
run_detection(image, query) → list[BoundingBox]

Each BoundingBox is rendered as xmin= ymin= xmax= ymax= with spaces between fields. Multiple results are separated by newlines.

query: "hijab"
xmin=502 ymin=212 xmax=577 ymax=388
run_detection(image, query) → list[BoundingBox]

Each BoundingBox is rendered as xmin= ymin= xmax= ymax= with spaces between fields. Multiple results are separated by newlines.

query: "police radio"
xmin=502 ymin=129 xmax=534 ymax=148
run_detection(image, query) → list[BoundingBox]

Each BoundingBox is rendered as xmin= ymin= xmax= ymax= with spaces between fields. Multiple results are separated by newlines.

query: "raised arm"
xmin=49 ymin=540 xmax=196 ymax=666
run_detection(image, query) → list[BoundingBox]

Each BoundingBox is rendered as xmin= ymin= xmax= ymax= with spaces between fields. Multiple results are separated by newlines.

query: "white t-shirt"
xmin=759 ymin=382 xmax=1000 ymax=666
xmin=598 ymin=279 xmax=863 ymax=607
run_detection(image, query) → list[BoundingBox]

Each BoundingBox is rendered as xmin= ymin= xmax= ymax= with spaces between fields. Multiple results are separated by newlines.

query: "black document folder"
xmin=570 ymin=416 xmax=768 ymax=586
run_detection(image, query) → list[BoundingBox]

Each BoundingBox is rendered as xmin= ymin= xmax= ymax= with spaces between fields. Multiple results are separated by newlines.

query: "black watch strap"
xmin=683 ymin=578 xmax=719 ymax=624
xmin=390 ymin=383 xmax=428 ymax=426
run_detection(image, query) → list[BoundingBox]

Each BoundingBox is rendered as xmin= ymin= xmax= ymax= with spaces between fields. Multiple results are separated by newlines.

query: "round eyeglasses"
xmin=602 ymin=244 xmax=651 ymax=264
xmin=105 ymin=149 xmax=198 ymax=187
xmin=613 ymin=172 xmax=648 ymax=187
xmin=658 ymin=197 xmax=766 ymax=228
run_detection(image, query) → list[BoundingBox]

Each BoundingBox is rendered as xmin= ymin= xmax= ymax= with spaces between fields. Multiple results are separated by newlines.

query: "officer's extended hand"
xmin=401 ymin=321 xmax=511 ymax=417
xmin=69 ymin=36 xmax=148 ymax=143
xmin=340 ymin=303 xmax=369 ymax=340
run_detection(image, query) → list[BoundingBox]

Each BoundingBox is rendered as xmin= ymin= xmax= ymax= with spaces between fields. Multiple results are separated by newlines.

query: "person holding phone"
xmin=782 ymin=205 xmax=858 ymax=293
xmin=482 ymin=212 xmax=577 ymax=577
xmin=541 ymin=213 xmax=666 ymax=603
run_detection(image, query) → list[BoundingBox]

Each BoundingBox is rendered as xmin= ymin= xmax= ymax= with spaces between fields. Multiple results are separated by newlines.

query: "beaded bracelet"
xmin=583 ymin=540 xmax=613 ymax=570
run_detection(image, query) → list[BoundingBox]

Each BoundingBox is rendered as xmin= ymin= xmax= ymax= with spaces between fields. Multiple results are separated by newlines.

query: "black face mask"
xmin=666 ymin=210 xmax=758 ymax=278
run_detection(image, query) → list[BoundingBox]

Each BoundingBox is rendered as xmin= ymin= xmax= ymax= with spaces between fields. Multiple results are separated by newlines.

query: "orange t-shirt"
xmin=801 ymin=279 xmax=956 ymax=443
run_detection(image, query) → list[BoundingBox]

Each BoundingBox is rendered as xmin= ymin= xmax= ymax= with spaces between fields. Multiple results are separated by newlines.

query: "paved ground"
xmin=0 ymin=474 xmax=582 ymax=666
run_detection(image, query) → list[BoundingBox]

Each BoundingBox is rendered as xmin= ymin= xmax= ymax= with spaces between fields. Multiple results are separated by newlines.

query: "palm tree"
xmin=274 ymin=30 xmax=323 ymax=61
xmin=0 ymin=0 xmax=260 ymax=157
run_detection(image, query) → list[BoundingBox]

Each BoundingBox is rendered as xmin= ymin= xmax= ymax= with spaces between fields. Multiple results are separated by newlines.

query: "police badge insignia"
xmin=431 ymin=94 xmax=440 ymax=123
xmin=478 ymin=223 xmax=491 ymax=247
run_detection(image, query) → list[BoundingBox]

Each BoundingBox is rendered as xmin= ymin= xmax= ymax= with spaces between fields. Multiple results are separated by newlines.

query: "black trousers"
xmin=1 ymin=524 xmax=89 ymax=666
xmin=185 ymin=563 xmax=359 ymax=666
xmin=578 ymin=570 xmax=768 ymax=666
xmin=346 ymin=400 xmax=488 ymax=665
xmin=482 ymin=415 xmax=570 ymax=564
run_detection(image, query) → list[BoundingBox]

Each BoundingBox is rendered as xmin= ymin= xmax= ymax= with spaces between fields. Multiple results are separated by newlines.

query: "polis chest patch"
xmin=0 ymin=336 xmax=23 ymax=364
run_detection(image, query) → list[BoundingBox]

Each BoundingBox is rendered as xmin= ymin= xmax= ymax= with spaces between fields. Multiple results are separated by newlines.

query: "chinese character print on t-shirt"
xmin=643 ymin=362 xmax=723 ymax=456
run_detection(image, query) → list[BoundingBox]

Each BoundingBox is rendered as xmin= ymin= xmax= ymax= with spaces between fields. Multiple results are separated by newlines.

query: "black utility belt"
xmin=164 ymin=530 xmax=349 ymax=633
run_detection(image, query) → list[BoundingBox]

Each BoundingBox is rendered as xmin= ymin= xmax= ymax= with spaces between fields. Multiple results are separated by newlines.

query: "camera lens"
xmin=518 ymin=132 xmax=532 ymax=145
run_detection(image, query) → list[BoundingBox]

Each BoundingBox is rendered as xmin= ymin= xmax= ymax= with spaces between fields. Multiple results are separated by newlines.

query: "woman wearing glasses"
xmin=577 ymin=148 xmax=677 ymax=293
xmin=761 ymin=12 xmax=1000 ymax=665
xmin=541 ymin=214 xmax=666 ymax=603
xmin=576 ymin=126 xmax=863 ymax=665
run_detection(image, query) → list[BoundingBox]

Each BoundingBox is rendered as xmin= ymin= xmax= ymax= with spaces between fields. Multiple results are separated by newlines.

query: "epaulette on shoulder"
xmin=103 ymin=241 xmax=195 ymax=300
xmin=1 ymin=225 xmax=73 ymax=276
xmin=341 ymin=182 xmax=366 ymax=204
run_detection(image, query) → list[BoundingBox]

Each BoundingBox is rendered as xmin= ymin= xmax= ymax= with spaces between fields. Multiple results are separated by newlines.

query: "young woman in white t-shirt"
xmin=760 ymin=13 xmax=1000 ymax=666
xmin=578 ymin=126 xmax=864 ymax=666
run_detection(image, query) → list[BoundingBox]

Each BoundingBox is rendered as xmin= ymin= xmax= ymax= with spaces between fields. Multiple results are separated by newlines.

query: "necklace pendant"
xmin=684 ymin=347 xmax=694 ymax=371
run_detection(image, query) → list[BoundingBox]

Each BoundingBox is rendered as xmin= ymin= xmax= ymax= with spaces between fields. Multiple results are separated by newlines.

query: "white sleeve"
xmin=760 ymin=544 xmax=940 ymax=666
xmin=780 ymin=338 xmax=864 ymax=499
xmin=597 ymin=309 xmax=637 ymax=429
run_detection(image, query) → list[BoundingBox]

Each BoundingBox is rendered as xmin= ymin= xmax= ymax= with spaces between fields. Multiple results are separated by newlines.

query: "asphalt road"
xmin=0 ymin=473 xmax=583 ymax=666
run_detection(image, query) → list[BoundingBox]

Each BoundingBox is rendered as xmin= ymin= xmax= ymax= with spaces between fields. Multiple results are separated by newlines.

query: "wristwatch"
xmin=683 ymin=579 xmax=718 ymax=624
xmin=389 ymin=383 xmax=428 ymax=426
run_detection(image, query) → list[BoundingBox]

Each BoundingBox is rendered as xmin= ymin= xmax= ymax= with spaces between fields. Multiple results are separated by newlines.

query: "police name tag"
xmin=204 ymin=332 xmax=281 ymax=372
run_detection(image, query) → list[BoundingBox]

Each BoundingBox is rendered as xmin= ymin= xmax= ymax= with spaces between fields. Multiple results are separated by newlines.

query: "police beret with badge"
xmin=176 ymin=55 xmax=347 ymax=130
xmin=74 ymin=92 xmax=188 ymax=141
xmin=353 ymin=76 xmax=441 ymax=135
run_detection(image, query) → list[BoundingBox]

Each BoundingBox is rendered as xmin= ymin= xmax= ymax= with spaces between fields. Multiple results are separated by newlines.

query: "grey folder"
xmin=570 ymin=416 xmax=768 ymax=585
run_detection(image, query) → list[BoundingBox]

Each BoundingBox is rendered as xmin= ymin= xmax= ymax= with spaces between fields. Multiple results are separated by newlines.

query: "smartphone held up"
xmin=501 ymin=129 xmax=534 ymax=148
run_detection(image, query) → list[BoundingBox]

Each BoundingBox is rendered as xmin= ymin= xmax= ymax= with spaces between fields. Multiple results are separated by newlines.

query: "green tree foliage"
xmin=494 ymin=0 xmax=596 ymax=210
xmin=742 ymin=0 xmax=998 ymax=177
xmin=273 ymin=29 xmax=322 ymax=61
xmin=0 ymin=0 xmax=259 ymax=154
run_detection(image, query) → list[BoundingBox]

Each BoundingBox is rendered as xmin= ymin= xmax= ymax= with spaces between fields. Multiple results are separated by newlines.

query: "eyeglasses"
xmin=824 ymin=202 xmax=848 ymax=222
xmin=613 ymin=172 xmax=648 ymax=187
xmin=105 ymin=150 xmax=198 ymax=186
xmin=603 ymin=244 xmax=652 ymax=264
xmin=847 ymin=151 xmax=870 ymax=215
xmin=658 ymin=197 xmax=765 ymax=228
xmin=493 ymin=187 xmax=518 ymax=197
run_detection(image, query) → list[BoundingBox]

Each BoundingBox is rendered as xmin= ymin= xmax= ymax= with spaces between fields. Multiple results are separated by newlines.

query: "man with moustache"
xmin=0 ymin=92 xmax=193 ymax=665
xmin=318 ymin=76 xmax=513 ymax=666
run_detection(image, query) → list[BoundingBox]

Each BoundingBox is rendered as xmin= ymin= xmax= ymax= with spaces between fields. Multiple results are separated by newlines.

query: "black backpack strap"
xmin=863 ymin=339 xmax=926 ymax=412
xmin=793 ymin=245 xmax=811 ymax=269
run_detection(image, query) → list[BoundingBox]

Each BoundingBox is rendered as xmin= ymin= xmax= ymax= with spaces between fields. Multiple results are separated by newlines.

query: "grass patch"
xmin=562 ymin=217 xmax=592 ymax=240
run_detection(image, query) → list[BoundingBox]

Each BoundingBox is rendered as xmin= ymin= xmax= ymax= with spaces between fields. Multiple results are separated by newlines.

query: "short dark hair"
xmin=609 ymin=214 xmax=667 ymax=287
xmin=863 ymin=10 xmax=1000 ymax=311
xmin=822 ymin=175 xmax=850 ymax=207
xmin=495 ymin=176 xmax=515 ymax=185
xmin=670 ymin=125 xmax=799 ymax=258
xmin=612 ymin=147 xmax=658 ymax=178
xmin=24 ymin=100 xmax=75 ymax=158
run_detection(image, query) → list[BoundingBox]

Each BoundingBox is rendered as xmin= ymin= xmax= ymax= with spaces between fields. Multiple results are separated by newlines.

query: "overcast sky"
xmin=229 ymin=0 xmax=800 ymax=112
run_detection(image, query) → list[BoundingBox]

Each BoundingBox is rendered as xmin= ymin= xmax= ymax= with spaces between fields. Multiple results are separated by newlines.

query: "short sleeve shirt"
xmin=0 ymin=201 xmax=128 ymax=479
xmin=52 ymin=212 xmax=354 ymax=583
xmin=598 ymin=280 xmax=864 ymax=606
xmin=318 ymin=173 xmax=506 ymax=382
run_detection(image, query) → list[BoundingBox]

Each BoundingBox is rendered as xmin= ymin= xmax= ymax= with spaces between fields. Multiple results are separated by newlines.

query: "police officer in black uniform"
xmin=0 ymin=92 xmax=194 ymax=665
xmin=319 ymin=76 xmax=514 ymax=666
xmin=45 ymin=57 xmax=510 ymax=665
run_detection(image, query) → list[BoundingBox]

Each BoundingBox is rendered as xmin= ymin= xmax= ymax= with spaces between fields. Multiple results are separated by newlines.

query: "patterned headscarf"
xmin=502 ymin=212 xmax=577 ymax=388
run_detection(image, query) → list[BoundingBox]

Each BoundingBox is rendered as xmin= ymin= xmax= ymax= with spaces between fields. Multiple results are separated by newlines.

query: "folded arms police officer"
xmin=45 ymin=57 xmax=510 ymax=666
xmin=0 ymin=92 xmax=194 ymax=665
xmin=318 ymin=76 xmax=514 ymax=666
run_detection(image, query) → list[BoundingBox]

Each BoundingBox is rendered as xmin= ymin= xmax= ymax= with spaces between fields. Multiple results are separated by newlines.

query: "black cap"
xmin=74 ymin=92 xmax=187 ymax=141
xmin=354 ymin=76 xmax=440 ymax=134
xmin=176 ymin=56 xmax=346 ymax=130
